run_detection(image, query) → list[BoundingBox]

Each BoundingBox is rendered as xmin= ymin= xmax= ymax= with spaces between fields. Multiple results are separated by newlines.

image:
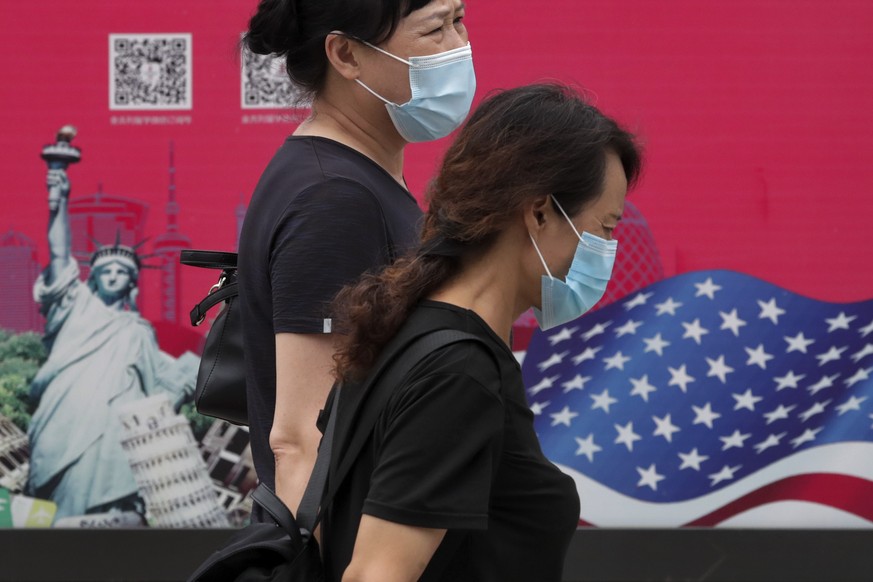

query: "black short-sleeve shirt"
xmin=238 ymin=136 xmax=422 ymax=490
xmin=322 ymin=301 xmax=580 ymax=582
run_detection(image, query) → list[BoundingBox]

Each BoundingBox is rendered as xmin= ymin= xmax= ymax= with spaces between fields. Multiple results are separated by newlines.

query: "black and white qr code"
xmin=241 ymin=48 xmax=308 ymax=109
xmin=110 ymin=34 xmax=193 ymax=110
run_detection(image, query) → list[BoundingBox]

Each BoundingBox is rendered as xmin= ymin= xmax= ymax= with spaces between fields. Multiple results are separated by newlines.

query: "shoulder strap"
xmin=180 ymin=249 xmax=238 ymax=270
xmin=318 ymin=329 xmax=486 ymax=525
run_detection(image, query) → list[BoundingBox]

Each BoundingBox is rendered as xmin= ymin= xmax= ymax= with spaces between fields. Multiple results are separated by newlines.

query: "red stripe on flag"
xmin=684 ymin=473 xmax=873 ymax=527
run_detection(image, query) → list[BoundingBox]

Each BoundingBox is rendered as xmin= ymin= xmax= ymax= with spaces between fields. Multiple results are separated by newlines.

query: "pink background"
xmin=1 ymin=0 xmax=872 ymax=335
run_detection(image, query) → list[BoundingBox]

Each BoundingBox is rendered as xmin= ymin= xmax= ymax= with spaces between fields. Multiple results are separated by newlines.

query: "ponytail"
xmin=332 ymin=247 xmax=459 ymax=382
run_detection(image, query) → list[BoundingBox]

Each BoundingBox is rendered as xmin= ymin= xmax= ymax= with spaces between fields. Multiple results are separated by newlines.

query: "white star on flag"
xmin=708 ymin=464 xmax=742 ymax=486
xmin=581 ymin=322 xmax=612 ymax=341
xmin=614 ymin=422 xmax=642 ymax=451
xmin=763 ymin=404 xmax=797 ymax=425
xmin=529 ymin=401 xmax=550 ymax=415
xmin=758 ymin=298 xmax=786 ymax=324
xmin=790 ymin=427 xmax=823 ymax=448
xmin=682 ymin=319 xmax=709 ymax=345
xmin=798 ymin=399 xmax=831 ymax=423
xmin=706 ymin=355 xmax=734 ymax=383
xmin=561 ymin=374 xmax=591 ymax=393
xmin=844 ymin=367 xmax=871 ymax=388
xmin=816 ymin=345 xmax=847 ymax=366
xmin=537 ymin=351 xmax=569 ymax=371
xmin=591 ymin=389 xmax=618 ymax=413
xmin=860 ymin=319 xmax=873 ymax=338
xmin=603 ymin=351 xmax=631 ymax=371
xmin=850 ymin=344 xmax=873 ymax=363
xmin=636 ymin=464 xmax=666 ymax=490
xmin=642 ymin=333 xmax=670 ymax=356
xmin=652 ymin=414 xmax=681 ymax=442
xmin=694 ymin=277 xmax=722 ymax=300
xmin=571 ymin=346 xmax=602 ymax=365
xmin=836 ymin=396 xmax=867 ymax=416
xmin=784 ymin=332 xmax=815 ymax=354
xmin=678 ymin=448 xmax=709 ymax=471
xmin=745 ymin=344 xmax=774 ymax=369
xmin=547 ymin=327 xmax=578 ymax=346
xmin=720 ymin=430 xmax=752 ymax=450
xmin=550 ymin=406 xmax=578 ymax=427
xmin=826 ymin=312 xmax=857 ymax=332
xmin=732 ymin=389 xmax=763 ymax=412
xmin=719 ymin=309 xmax=747 ymax=337
xmin=574 ymin=434 xmax=602 ymax=462
xmin=667 ymin=365 xmax=695 ymax=393
xmin=629 ymin=375 xmax=657 ymax=402
xmin=773 ymin=370 xmax=805 ymax=390
xmin=655 ymin=297 xmax=683 ymax=316
xmin=807 ymin=374 xmax=839 ymax=396
xmin=691 ymin=402 xmax=721 ymax=429
xmin=615 ymin=319 xmax=644 ymax=337
xmin=753 ymin=433 xmax=787 ymax=454
xmin=623 ymin=291 xmax=653 ymax=311
xmin=529 ymin=375 xmax=560 ymax=396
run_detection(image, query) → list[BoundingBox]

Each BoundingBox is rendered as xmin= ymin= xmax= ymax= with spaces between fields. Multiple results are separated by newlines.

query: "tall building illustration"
xmin=0 ymin=414 xmax=29 ymax=493
xmin=118 ymin=393 xmax=229 ymax=528
xmin=152 ymin=142 xmax=192 ymax=324
xmin=0 ymin=231 xmax=42 ymax=333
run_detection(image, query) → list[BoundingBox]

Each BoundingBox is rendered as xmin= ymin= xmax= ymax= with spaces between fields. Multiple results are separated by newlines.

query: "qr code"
xmin=110 ymin=34 xmax=193 ymax=110
xmin=241 ymin=47 xmax=308 ymax=109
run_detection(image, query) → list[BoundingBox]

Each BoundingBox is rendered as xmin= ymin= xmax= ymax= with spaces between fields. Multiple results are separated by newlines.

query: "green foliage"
xmin=180 ymin=401 xmax=216 ymax=442
xmin=0 ymin=329 xmax=46 ymax=432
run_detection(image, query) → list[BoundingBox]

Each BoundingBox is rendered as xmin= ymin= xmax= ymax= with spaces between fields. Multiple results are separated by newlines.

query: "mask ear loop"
xmin=550 ymin=195 xmax=584 ymax=241
xmin=330 ymin=30 xmax=413 ymax=66
xmin=331 ymin=30 xmax=411 ymax=107
xmin=528 ymin=233 xmax=554 ymax=280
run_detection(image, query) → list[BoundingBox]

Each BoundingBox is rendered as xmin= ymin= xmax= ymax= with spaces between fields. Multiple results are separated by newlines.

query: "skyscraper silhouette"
xmin=152 ymin=142 xmax=191 ymax=324
xmin=0 ymin=231 xmax=43 ymax=333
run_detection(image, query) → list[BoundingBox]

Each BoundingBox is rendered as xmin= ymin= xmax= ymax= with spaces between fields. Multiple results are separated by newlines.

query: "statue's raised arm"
xmin=41 ymin=125 xmax=81 ymax=285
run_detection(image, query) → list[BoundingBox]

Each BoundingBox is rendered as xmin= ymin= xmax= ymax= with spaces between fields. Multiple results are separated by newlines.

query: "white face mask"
xmin=351 ymin=39 xmax=476 ymax=142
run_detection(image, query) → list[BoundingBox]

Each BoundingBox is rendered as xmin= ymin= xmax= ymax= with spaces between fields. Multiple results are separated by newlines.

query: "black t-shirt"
xmin=238 ymin=136 xmax=422 ymax=492
xmin=322 ymin=301 xmax=580 ymax=582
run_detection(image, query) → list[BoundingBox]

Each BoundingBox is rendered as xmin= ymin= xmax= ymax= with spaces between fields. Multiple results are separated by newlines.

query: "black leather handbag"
xmin=180 ymin=249 xmax=248 ymax=426
xmin=188 ymin=329 xmax=483 ymax=582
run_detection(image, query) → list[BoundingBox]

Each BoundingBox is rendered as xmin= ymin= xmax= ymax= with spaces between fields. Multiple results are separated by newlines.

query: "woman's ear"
xmin=524 ymin=195 xmax=552 ymax=234
xmin=324 ymin=33 xmax=361 ymax=81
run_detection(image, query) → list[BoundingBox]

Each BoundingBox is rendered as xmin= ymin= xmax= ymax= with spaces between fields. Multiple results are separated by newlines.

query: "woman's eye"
xmin=454 ymin=16 xmax=464 ymax=25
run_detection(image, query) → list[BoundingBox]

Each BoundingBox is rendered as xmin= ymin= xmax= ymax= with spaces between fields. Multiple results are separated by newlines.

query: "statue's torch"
xmin=41 ymin=125 xmax=81 ymax=210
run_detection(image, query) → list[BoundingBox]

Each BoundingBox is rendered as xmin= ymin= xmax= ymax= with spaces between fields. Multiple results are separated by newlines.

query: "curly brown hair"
xmin=332 ymin=83 xmax=642 ymax=381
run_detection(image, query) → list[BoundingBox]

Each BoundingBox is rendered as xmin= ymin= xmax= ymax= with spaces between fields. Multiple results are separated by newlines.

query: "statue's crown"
xmin=89 ymin=231 xmax=143 ymax=273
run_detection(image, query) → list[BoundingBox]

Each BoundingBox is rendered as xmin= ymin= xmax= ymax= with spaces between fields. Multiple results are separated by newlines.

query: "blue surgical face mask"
xmin=352 ymin=41 xmax=476 ymax=143
xmin=529 ymin=197 xmax=618 ymax=330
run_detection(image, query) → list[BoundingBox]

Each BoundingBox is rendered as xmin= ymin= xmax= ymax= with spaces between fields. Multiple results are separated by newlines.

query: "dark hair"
xmin=333 ymin=83 xmax=642 ymax=381
xmin=243 ymin=0 xmax=431 ymax=100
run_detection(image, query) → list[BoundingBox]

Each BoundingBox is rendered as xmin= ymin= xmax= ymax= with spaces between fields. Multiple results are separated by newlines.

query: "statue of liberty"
xmin=25 ymin=127 xmax=188 ymax=520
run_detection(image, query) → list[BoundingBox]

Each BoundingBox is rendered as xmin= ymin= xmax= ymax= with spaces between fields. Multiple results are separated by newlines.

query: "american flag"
xmin=522 ymin=269 xmax=873 ymax=527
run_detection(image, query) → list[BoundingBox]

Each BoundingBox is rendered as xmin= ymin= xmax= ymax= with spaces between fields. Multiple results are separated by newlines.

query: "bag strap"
xmin=180 ymin=249 xmax=238 ymax=270
xmin=249 ymin=383 xmax=341 ymax=539
xmin=295 ymin=382 xmax=341 ymax=536
xmin=317 ymin=329 xmax=486 ymax=527
xmin=188 ymin=282 xmax=238 ymax=326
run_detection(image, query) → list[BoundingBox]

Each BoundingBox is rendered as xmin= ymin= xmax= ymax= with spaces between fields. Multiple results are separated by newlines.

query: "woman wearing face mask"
xmin=325 ymin=84 xmax=642 ymax=582
xmin=238 ymin=0 xmax=474 ymax=518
